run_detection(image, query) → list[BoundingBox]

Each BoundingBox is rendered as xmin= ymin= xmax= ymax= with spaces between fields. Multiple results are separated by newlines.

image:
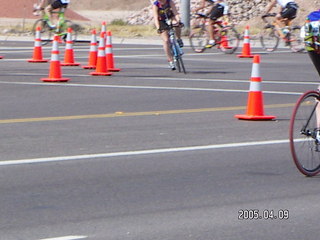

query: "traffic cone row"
xmin=29 ymin=22 xmax=121 ymax=82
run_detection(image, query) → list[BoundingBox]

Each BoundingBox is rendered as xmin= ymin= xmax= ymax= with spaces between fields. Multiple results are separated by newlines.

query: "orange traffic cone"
xmin=106 ymin=31 xmax=121 ymax=72
xmin=219 ymin=35 xmax=232 ymax=49
xmin=28 ymin=26 xmax=48 ymax=63
xmin=41 ymin=35 xmax=70 ymax=82
xmin=82 ymin=29 xmax=97 ymax=69
xmin=234 ymin=55 xmax=276 ymax=120
xmin=237 ymin=25 xmax=254 ymax=58
xmin=101 ymin=21 xmax=107 ymax=35
xmin=61 ymin=28 xmax=80 ymax=66
xmin=90 ymin=32 xmax=112 ymax=76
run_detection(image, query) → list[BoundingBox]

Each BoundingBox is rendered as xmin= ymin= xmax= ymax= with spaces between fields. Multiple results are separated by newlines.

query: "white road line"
xmin=0 ymin=139 xmax=289 ymax=166
xmin=0 ymin=80 xmax=302 ymax=95
xmin=39 ymin=236 xmax=87 ymax=240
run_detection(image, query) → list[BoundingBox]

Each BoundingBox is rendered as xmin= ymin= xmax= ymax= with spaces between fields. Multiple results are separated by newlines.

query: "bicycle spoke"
xmin=290 ymin=91 xmax=320 ymax=176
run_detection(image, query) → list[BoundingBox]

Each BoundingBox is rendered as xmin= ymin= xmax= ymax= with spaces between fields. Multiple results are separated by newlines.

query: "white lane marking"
xmin=138 ymin=76 xmax=320 ymax=86
xmin=0 ymin=81 xmax=302 ymax=95
xmin=0 ymin=139 xmax=290 ymax=166
xmin=39 ymin=236 xmax=87 ymax=240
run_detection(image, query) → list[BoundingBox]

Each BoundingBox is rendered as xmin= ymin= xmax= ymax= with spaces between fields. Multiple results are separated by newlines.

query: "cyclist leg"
xmin=205 ymin=4 xmax=224 ymax=48
xmin=158 ymin=21 xmax=175 ymax=70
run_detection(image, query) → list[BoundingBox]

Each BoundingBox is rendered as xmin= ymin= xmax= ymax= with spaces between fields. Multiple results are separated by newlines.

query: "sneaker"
xmin=205 ymin=40 xmax=216 ymax=48
xmin=169 ymin=61 xmax=176 ymax=70
xmin=177 ymin=39 xmax=184 ymax=48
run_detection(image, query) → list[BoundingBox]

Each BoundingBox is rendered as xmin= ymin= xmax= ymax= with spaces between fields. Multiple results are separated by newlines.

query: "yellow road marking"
xmin=0 ymin=103 xmax=295 ymax=124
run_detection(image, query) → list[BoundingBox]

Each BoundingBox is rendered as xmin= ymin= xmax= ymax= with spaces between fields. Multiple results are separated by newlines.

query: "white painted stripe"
xmin=251 ymin=63 xmax=260 ymax=78
xmin=0 ymin=80 xmax=302 ymax=95
xmin=39 ymin=236 xmax=87 ymax=240
xmin=249 ymin=81 xmax=261 ymax=91
xmin=0 ymin=139 xmax=290 ymax=166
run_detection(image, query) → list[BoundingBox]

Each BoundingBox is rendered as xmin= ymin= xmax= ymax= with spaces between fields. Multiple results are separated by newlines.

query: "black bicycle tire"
xmin=218 ymin=26 xmax=240 ymax=54
xmin=289 ymin=26 xmax=305 ymax=53
xmin=289 ymin=90 xmax=320 ymax=176
xmin=260 ymin=26 xmax=279 ymax=52
xmin=189 ymin=28 xmax=208 ymax=53
xmin=177 ymin=56 xmax=186 ymax=74
xmin=32 ymin=19 xmax=52 ymax=45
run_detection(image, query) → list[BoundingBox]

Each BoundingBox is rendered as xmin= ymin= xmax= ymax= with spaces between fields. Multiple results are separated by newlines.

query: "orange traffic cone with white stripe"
xmin=101 ymin=21 xmax=107 ymax=35
xmin=61 ymin=28 xmax=80 ymax=66
xmin=41 ymin=35 xmax=70 ymax=82
xmin=28 ymin=26 xmax=48 ymax=63
xmin=90 ymin=32 xmax=112 ymax=76
xmin=82 ymin=29 xmax=97 ymax=69
xmin=234 ymin=55 xmax=276 ymax=120
xmin=106 ymin=31 xmax=121 ymax=72
xmin=237 ymin=25 xmax=254 ymax=58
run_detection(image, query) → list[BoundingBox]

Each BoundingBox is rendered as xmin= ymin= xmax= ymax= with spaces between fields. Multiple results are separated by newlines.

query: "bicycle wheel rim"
xmin=260 ymin=27 xmax=279 ymax=52
xmin=219 ymin=26 xmax=240 ymax=54
xmin=289 ymin=27 xmax=305 ymax=53
xmin=289 ymin=91 xmax=320 ymax=176
xmin=189 ymin=29 xmax=208 ymax=53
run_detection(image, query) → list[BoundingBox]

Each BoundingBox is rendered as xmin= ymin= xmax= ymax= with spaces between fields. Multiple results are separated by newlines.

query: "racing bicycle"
xmin=260 ymin=13 xmax=304 ymax=52
xmin=189 ymin=13 xmax=240 ymax=54
xmin=32 ymin=7 xmax=80 ymax=45
xmin=289 ymin=89 xmax=320 ymax=176
xmin=164 ymin=15 xmax=186 ymax=74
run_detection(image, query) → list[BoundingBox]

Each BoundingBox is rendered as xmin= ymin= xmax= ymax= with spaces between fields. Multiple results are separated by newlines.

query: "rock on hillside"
xmin=127 ymin=0 xmax=319 ymax=25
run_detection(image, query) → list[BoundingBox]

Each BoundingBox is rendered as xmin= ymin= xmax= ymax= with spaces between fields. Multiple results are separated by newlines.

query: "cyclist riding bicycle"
xmin=35 ymin=0 xmax=70 ymax=28
xmin=193 ymin=0 xmax=229 ymax=49
xmin=153 ymin=0 xmax=184 ymax=70
xmin=263 ymin=0 xmax=299 ymax=34
xmin=304 ymin=10 xmax=320 ymax=138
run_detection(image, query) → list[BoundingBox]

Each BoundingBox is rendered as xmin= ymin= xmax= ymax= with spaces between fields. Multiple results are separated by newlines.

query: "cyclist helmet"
xmin=305 ymin=10 xmax=320 ymax=53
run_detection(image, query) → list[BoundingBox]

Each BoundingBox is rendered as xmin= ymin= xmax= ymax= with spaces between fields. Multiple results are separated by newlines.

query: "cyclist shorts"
xmin=51 ymin=0 xmax=68 ymax=9
xmin=281 ymin=2 xmax=298 ymax=20
xmin=158 ymin=19 xmax=171 ymax=31
xmin=209 ymin=4 xmax=224 ymax=21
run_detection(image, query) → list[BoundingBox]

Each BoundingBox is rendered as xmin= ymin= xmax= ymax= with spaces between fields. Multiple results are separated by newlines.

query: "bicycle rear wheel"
xmin=289 ymin=91 xmax=320 ymax=176
xmin=288 ymin=26 xmax=305 ymax=53
xmin=60 ymin=20 xmax=79 ymax=43
xmin=260 ymin=26 xmax=279 ymax=52
xmin=189 ymin=28 xmax=208 ymax=53
xmin=218 ymin=26 xmax=240 ymax=54
xmin=32 ymin=19 xmax=52 ymax=45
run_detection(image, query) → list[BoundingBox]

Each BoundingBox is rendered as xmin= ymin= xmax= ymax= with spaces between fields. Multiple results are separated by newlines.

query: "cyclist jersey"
xmin=154 ymin=0 xmax=173 ymax=21
xmin=305 ymin=10 xmax=320 ymax=52
xmin=277 ymin=0 xmax=294 ymax=8
xmin=60 ymin=0 xmax=70 ymax=3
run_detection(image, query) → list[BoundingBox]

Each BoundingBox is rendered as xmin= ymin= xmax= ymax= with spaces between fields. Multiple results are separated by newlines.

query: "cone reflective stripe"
xmin=82 ymin=29 xmax=98 ymax=69
xmin=61 ymin=28 xmax=80 ymax=66
xmin=100 ymin=21 xmax=107 ymax=37
xmin=237 ymin=25 xmax=254 ymax=58
xmin=90 ymin=32 xmax=112 ymax=76
xmin=41 ymin=35 xmax=70 ymax=82
xmin=234 ymin=55 xmax=276 ymax=120
xmin=28 ymin=26 xmax=48 ymax=63
xmin=106 ymin=31 xmax=121 ymax=72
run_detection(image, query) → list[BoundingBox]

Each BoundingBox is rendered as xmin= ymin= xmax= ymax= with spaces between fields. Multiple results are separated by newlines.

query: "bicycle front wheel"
xmin=32 ymin=19 xmax=52 ymax=45
xmin=288 ymin=26 xmax=305 ymax=53
xmin=260 ymin=26 xmax=279 ymax=52
xmin=189 ymin=28 xmax=208 ymax=53
xmin=219 ymin=26 xmax=240 ymax=54
xmin=289 ymin=91 xmax=320 ymax=176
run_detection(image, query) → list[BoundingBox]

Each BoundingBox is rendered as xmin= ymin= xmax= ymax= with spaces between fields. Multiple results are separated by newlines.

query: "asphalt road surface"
xmin=0 ymin=39 xmax=319 ymax=240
